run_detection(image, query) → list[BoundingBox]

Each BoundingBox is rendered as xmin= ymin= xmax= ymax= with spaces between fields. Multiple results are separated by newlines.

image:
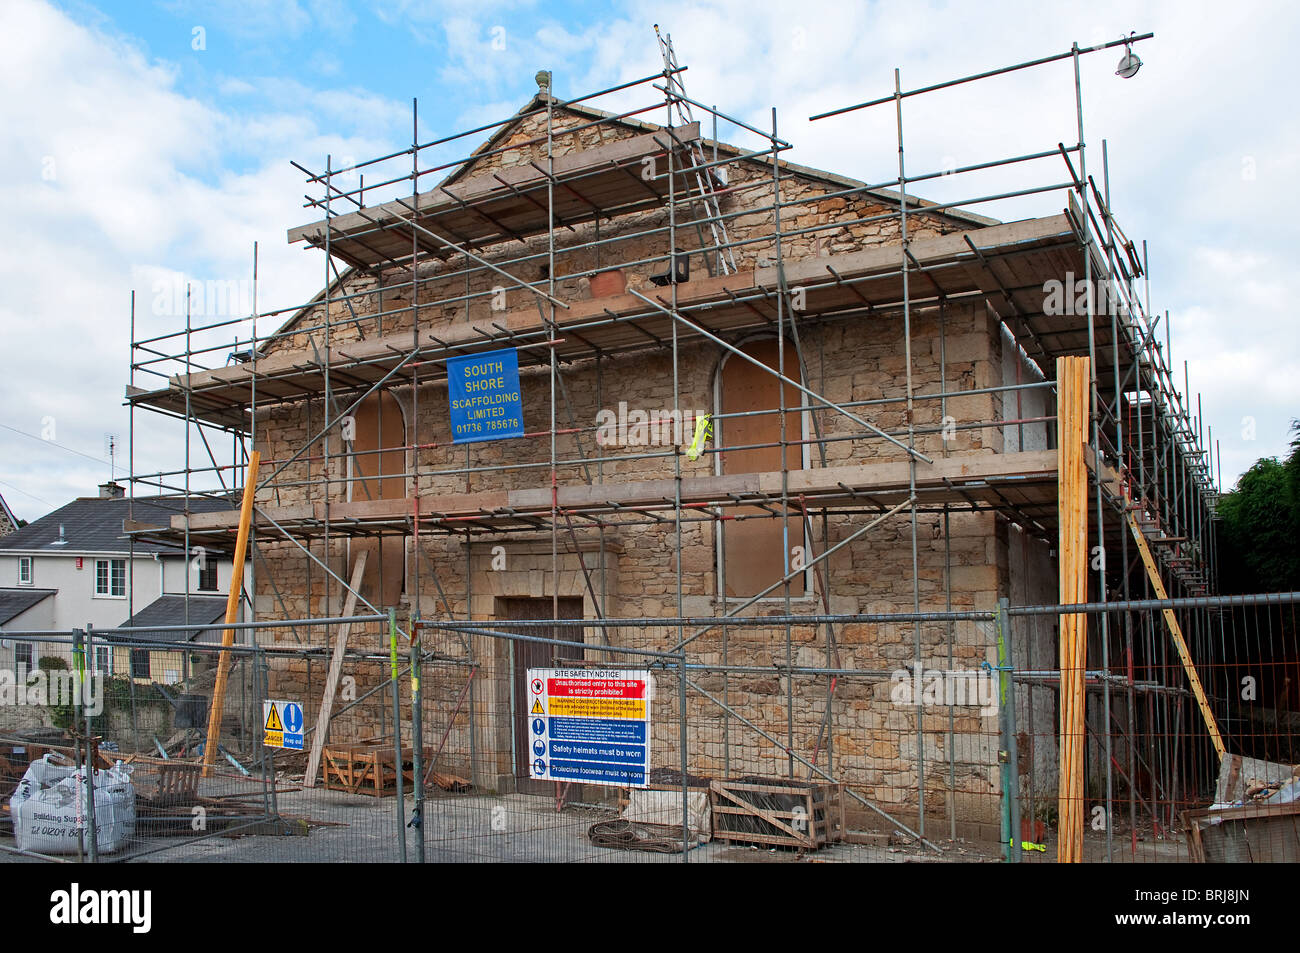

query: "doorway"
xmin=496 ymin=596 xmax=585 ymax=794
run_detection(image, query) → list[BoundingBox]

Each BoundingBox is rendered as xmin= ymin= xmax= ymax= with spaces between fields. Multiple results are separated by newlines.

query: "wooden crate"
xmin=321 ymin=743 xmax=432 ymax=797
xmin=709 ymin=778 xmax=844 ymax=850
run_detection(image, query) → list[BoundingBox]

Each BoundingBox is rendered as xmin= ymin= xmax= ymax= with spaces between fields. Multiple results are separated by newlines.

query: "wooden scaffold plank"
xmin=1056 ymin=357 xmax=1088 ymax=863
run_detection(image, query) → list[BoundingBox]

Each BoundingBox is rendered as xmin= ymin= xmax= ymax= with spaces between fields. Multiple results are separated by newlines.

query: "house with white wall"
xmin=0 ymin=482 xmax=248 ymax=683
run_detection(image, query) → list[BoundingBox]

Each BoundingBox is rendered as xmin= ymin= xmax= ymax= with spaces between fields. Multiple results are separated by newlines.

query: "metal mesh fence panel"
xmin=408 ymin=616 xmax=1007 ymax=862
xmin=1010 ymin=597 xmax=1300 ymax=864
xmin=3 ymin=595 xmax=1296 ymax=863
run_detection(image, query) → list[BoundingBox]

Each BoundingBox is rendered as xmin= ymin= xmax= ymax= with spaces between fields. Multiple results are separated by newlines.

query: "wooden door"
xmin=720 ymin=339 xmax=805 ymax=597
xmin=498 ymin=597 xmax=585 ymax=793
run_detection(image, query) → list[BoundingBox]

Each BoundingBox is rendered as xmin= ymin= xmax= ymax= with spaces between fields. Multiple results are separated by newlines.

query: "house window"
xmin=130 ymin=649 xmax=150 ymax=679
xmin=94 ymin=646 xmax=111 ymax=675
xmin=15 ymin=641 xmax=33 ymax=673
xmin=17 ymin=556 xmax=32 ymax=585
xmin=95 ymin=558 xmax=126 ymax=597
xmin=198 ymin=560 xmax=218 ymax=592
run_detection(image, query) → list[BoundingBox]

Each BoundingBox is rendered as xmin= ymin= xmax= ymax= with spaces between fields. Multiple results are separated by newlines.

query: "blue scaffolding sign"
xmin=447 ymin=347 xmax=524 ymax=443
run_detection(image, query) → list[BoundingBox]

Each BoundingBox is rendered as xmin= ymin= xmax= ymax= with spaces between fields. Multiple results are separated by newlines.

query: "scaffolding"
xmin=117 ymin=30 xmax=1240 ymax=854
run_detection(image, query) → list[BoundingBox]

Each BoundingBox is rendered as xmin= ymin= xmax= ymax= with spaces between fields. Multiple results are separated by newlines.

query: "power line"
xmin=0 ymin=478 xmax=55 ymax=510
xmin=0 ymin=422 xmax=109 ymax=467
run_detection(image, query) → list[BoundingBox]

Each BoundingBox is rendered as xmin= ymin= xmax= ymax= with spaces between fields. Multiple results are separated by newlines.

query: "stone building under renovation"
xmin=122 ymin=35 xmax=1227 ymax=846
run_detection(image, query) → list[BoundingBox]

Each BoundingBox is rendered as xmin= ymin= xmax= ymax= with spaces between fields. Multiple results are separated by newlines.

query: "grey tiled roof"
xmin=108 ymin=594 xmax=230 ymax=643
xmin=0 ymin=587 xmax=56 ymax=626
xmin=0 ymin=495 xmax=237 ymax=555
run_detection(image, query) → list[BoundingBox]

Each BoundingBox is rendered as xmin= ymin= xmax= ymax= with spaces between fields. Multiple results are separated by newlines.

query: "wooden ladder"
xmin=655 ymin=25 xmax=738 ymax=277
xmin=1124 ymin=501 xmax=1226 ymax=759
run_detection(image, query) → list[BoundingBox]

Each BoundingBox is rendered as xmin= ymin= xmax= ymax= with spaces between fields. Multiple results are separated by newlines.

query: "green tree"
xmin=1288 ymin=418 xmax=1300 ymax=503
xmin=1216 ymin=421 xmax=1300 ymax=593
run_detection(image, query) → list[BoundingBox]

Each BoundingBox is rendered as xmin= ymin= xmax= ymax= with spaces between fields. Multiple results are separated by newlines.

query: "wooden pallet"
xmin=709 ymin=778 xmax=844 ymax=850
xmin=90 ymin=753 xmax=204 ymax=800
xmin=320 ymin=743 xmax=431 ymax=797
xmin=155 ymin=760 xmax=202 ymax=798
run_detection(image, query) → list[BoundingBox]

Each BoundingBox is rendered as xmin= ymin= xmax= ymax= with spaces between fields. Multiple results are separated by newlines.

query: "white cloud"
xmin=0 ymin=0 xmax=409 ymax=520
xmin=218 ymin=76 xmax=257 ymax=95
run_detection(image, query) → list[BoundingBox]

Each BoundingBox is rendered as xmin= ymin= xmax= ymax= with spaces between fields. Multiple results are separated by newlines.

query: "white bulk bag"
xmin=9 ymin=753 xmax=136 ymax=854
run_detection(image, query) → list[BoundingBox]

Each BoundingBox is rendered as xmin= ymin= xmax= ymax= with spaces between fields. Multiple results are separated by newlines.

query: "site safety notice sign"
xmin=263 ymin=699 xmax=304 ymax=750
xmin=526 ymin=669 xmax=652 ymax=787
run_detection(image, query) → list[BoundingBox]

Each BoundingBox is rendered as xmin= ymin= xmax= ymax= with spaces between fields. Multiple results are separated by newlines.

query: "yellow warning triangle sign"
xmin=265 ymin=703 xmax=283 ymax=732
xmin=530 ymin=699 xmax=544 ymax=715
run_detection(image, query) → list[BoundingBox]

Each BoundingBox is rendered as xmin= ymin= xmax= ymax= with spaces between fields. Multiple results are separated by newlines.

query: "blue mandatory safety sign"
xmin=281 ymin=701 xmax=304 ymax=750
xmin=549 ymin=761 xmax=646 ymax=785
xmin=547 ymin=739 xmax=645 ymax=764
xmin=447 ymin=347 xmax=524 ymax=444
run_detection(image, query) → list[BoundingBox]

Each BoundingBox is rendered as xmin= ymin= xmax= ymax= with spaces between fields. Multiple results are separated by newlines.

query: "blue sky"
xmin=70 ymin=0 xmax=584 ymax=135
xmin=1 ymin=0 xmax=1297 ymax=521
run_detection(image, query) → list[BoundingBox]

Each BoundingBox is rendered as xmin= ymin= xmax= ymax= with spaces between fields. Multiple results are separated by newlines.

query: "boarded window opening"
xmin=719 ymin=339 xmax=806 ymax=598
xmin=349 ymin=391 xmax=407 ymax=608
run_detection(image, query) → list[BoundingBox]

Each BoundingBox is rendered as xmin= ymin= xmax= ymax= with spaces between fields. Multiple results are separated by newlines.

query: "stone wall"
xmin=245 ymin=104 xmax=1053 ymax=830
xmin=263 ymin=105 xmax=968 ymax=355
